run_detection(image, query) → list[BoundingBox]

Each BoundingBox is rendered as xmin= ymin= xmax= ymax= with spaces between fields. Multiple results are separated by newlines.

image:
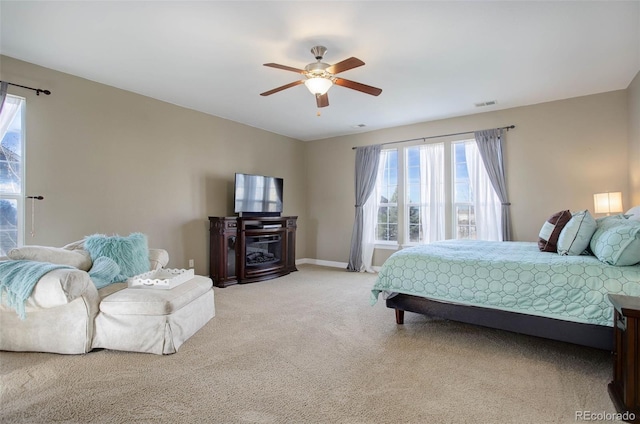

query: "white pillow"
xmin=8 ymin=246 xmax=93 ymax=271
xmin=626 ymin=206 xmax=640 ymax=221
xmin=62 ymin=239 xmax=86 ymax=250
xmin=557 ymin=210 xmax=597 ymax=256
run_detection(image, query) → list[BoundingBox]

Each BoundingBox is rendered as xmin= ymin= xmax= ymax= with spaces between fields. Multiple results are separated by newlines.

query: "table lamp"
xmin=593 ymin=192 xmax=623 ymax=216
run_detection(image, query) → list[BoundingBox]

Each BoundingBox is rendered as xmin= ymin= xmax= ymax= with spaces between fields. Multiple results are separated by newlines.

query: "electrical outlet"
xmin=188 ymin=259 xmax=194 ymax=268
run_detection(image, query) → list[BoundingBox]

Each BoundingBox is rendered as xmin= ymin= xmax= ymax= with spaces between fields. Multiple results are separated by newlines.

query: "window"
xmin=372 ymin=139 xmax=500 ymax=245
xmin=453 ymin=142 xmax=475 ymax=239
xmin=0 ymin=95 xmax=25 ymax=256
xmin=375 ymin=150 xmax=398 ymax=242
xmin=406 ymin=147 xmax=422 ymax=242
xmin=404 ymin=143 xmax=445 ymax=244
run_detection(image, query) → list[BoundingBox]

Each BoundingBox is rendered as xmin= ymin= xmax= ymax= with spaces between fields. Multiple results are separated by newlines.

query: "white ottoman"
xmin=92 ymin=276 xmax=214 ymax=355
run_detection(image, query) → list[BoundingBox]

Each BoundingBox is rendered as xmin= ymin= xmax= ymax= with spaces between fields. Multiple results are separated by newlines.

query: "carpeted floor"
xmin=0 ymin=265 xmax=621 ymax=423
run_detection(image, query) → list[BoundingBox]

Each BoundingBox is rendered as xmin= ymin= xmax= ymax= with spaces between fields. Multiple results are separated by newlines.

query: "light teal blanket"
xmin=371 ymin=240 xmax=640 ymax=327
xmin=0 ymin=260 xmax=72 ymax=319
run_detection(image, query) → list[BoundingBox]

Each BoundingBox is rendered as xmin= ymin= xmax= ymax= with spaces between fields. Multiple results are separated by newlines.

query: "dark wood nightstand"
xmin=608 ymin=294 xmax=640 ymax=423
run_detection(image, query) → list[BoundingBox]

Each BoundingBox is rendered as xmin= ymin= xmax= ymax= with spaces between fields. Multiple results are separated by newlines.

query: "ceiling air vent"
xmin=475 ymin=100 xmax=497 ymax=107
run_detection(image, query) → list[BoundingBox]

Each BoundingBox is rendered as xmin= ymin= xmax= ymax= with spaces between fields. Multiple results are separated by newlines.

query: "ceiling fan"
xmin=260 ymin=46 xmax=382 ymax=108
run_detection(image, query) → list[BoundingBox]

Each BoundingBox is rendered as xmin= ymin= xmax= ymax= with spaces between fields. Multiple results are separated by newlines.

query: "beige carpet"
xmin=0 ymin=265 xmax=620 ymax=424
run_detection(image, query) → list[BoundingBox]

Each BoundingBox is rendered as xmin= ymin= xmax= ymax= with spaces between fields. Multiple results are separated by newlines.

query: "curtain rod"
xmin=0 ymin=81 xmax=51 ymax=96
xmin=351 ymin=125 xmax=515 ymax=150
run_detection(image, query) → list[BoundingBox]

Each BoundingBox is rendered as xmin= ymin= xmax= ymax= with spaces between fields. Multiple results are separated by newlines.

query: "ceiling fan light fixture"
xmin=304 ymin=77 xmax=333 ymax=95
xmin=261 ymin=45 xmax=381 ymax=105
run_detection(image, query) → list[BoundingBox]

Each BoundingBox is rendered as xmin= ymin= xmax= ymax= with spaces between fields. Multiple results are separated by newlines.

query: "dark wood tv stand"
xmin=209 ymin=216 xmax=297 ymax=287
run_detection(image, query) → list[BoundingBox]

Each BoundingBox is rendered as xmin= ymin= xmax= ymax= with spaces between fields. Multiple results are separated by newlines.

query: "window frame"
xmin=0 ymin=95 xmax=26 ymax=255
xmin=373 ymin=138 xmax=488 ymax=247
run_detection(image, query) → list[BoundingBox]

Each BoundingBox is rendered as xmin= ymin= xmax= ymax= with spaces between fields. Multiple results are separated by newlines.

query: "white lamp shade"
xmin=593 ymin=192 xmax=623 ymax=214
xmin=304 ymin=77 xmax=333 ymax=95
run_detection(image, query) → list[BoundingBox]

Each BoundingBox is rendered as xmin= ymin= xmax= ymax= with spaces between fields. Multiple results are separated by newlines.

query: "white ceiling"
xmin=1 ymin=1 xmax=639 ymax=141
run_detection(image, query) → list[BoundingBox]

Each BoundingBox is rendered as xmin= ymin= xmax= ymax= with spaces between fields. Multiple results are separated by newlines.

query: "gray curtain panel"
xmin=0 ymin=82 xmax=8 ymax=115
xmin=474 ymin=128 xmax=512 ymax=241
xmin=347 ymin=144 xmax=381 ymax=272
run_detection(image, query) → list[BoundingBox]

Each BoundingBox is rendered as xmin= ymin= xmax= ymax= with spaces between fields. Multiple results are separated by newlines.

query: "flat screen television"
xmin=234 ymin=173 xmax=283 ymax=216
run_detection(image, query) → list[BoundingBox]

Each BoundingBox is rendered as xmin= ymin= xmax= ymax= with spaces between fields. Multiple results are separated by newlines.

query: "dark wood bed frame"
xmin=386 ymin=293 xmax=614 ymax=351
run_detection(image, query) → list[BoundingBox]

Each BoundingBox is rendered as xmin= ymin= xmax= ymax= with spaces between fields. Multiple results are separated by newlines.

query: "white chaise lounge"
xmin=0 ymin=241 xmax=215 ymax=355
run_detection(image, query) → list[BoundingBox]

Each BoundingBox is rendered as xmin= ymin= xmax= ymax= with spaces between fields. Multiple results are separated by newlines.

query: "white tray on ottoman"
xmin=127 ymin=268 xmax=194 ymax=290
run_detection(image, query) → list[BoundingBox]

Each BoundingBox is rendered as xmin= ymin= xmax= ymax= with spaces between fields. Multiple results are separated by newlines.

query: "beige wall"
xmin=0 ymin=56 xmax=308 ymax=275
xmin=1 ymin=55 xmax=636 ymax=271
xmin=629 ymin=71 xmax=640 ymax=206
xmin=306 ymin=90 xmax=630 ymax=266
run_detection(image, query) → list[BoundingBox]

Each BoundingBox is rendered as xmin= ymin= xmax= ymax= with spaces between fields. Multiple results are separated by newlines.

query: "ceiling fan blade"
xmin=334 ymin=78 xmax=382 ymax=96
xmin=260 ymin=80 xmax=304 ymax=96
xmin=326 ymin=57 xmax=365 ymax=74
xmin=316 ymin=93 xmax=329 ymax=108
xmin=263 ymin=63 xmax=305 ymax=74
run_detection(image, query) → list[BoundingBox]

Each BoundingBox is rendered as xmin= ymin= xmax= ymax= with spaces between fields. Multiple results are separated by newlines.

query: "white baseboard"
xmin=296 ymin=258 xmax=347 ymax=269
xmin=296 ymin=258 xmax=381 ymax=272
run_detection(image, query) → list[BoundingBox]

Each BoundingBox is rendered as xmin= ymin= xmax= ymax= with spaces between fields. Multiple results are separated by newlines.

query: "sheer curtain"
xmin=0 ymin=81 xmax=8 ymax=115
xmin=419 ymin=143 xmax=445 ymax=242
xmin=474 ymin=129 xmax=512 ymax=241
xmin=0 ymin=94 xmax=21 ymax=141
xmin=347 ymin=145 xmax=381 ymax=272
xmin=362 ymin=150 xmax=388 ymax=272
xmin=464 ymin=142 xmax=502 ymax=241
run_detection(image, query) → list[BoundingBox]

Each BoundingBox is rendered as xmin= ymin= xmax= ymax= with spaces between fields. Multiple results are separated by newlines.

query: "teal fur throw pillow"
xmin=84 ymin=233 xmax=150 ymax=281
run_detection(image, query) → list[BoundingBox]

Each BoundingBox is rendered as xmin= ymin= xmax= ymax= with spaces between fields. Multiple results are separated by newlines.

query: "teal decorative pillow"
xmin=589 ymin=220 xmax=640 ymax=266
xmin=596 ymin=214 xmax=629 ymax=224
xmin=88 ymin=256 xmax=122 ymax=289
xmin=557 ymin=210 xmax=597 ymax=256
xmin=84 ymin=233 xmax=150 ymax=281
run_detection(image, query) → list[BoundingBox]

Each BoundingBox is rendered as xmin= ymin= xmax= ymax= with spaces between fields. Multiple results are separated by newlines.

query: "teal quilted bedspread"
xmin=371 ymin=240 xmax=640 ymax=327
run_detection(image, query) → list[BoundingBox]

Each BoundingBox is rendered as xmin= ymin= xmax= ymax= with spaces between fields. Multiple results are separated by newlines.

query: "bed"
xmin=370 ymin=240 xmax=640 ymax=350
